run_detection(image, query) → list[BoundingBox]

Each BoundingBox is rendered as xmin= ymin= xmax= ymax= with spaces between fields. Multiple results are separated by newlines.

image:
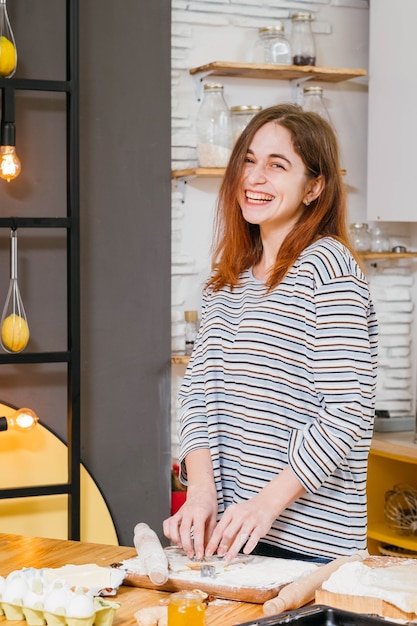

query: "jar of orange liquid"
xmin=167 ymin=590 xmax=206 ymax=626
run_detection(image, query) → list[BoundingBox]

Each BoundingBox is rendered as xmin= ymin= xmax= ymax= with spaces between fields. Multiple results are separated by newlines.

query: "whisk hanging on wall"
xmin=0 ymin=228 xmax=30 ymax=352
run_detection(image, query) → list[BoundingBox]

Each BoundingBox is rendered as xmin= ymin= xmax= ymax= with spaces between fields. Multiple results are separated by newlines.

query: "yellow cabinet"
xmin=367 ymin=431 xmax=417 ymax=555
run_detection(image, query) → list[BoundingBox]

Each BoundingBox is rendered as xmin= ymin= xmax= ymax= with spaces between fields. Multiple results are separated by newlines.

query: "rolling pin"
xmin=133 ymin=522 xmax=169 ymax=585
xmin=263 ymin=550 xmax=368 ymax=616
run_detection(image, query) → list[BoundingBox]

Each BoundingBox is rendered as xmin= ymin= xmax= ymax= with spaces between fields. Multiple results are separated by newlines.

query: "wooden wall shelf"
xmin=172 ymin=168 xmax=225 ymax=179
xmin=362 ymin=252 xmax=417 ymax=260
xmin=174 ymin=63 xmax=366 ymax=180
xmin=172 ymin=355 xmax=190 ymax=365
xmin=172 ymin=168 xmax=347 ymax=179
xmin=189 ymin=62 xmax=367 ymax=83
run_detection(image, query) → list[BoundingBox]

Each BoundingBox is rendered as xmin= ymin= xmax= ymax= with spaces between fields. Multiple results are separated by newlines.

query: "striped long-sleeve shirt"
xmin=178 ymin=237 xmax=378 ymax=559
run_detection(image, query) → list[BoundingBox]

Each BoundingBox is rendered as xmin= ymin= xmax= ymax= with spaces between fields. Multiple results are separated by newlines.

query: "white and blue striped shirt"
xmin=178 ymin=237 xmax=378 ymax=559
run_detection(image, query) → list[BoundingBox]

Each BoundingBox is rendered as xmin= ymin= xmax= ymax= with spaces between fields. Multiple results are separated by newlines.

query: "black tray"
xmin=236 ymin=605 xmax=409 ymax=626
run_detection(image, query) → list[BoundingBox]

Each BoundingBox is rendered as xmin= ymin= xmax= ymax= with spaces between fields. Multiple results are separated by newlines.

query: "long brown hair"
xmin=208 ymin=103 xmax=357 ymax=292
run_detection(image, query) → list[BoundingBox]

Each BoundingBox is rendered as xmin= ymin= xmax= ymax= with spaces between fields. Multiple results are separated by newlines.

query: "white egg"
xmin=66 ymin=589 xmax=95 ymax=618
xmin=24 ymin=575 xmax=46 ymax=609
xmin=3 ymin=571 xmax=29 ymax=604
xmin=44 ymin=581 xmax=71 ymax=615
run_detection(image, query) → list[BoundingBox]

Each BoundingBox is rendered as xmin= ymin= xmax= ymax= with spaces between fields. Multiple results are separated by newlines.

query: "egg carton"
xmin=0 ymin=596 xmax=120 ymax=626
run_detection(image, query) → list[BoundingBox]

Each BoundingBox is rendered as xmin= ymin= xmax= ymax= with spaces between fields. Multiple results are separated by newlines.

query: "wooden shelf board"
xmin=173 ymin=167 xmax=347 ymax=179
xmin=171 ymin=355 xmax=190 ymax=365
xmin=189 ymin=61 xmax=367 ymax=83
xmin=172 ymin=167 xmax=225 ymax=179
xmin=368 ymin=521 xmax=417 ymax=552
xmin=362 ymin=252 xmax=417 ymax=260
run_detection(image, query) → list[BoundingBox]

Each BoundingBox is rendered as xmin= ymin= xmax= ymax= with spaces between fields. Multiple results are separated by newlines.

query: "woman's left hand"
xmin=204 ymin=494 xmax=277 ymax=563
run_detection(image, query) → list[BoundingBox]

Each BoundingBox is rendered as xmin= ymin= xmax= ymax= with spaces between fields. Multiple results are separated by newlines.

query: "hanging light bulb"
xmin=0 ymin=87 xmax=21 ymax=182
xmin=0 ymin=408 xmax=39 ymax=432
xmin=0 ymin=143 xmax=21 ymax=182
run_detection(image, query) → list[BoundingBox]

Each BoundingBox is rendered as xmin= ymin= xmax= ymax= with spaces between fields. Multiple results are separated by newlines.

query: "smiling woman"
xmin=164 ymin=104 xmax=378 ymax=565
xmin=0 ymin=401 xmax=118 ymax=544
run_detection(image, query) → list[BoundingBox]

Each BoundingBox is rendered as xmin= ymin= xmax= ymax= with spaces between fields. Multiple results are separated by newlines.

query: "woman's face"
xmin=238 ymin=121 xmax=312 ymax=235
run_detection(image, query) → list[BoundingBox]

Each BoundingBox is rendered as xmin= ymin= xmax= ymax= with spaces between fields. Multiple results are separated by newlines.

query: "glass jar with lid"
xmin=253 ymin=24 xmax=292 ymax=65
xmin=370 ymin=227 xmax=390 ymax=253
xmin=302 ymin=86 xmax=330 ymax=123
xmin=196 ymin=83 xmax=232 ymax=168
xmin=231 ymin=105 xmax=262 ymax=144
xmin=290 ymin=13 xmax=316 ymax=66
xmin=350 ymin=223 xmax=371 ymax=252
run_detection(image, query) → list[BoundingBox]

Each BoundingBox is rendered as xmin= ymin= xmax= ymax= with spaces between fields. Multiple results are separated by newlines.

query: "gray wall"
xmin=0 ymin=0 xmax=172 ymax=546
xmin=79 ymin=0 xmax=172 ymax=545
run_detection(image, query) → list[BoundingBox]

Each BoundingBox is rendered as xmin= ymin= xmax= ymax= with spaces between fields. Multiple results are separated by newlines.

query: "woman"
xmin=164 ymin=104 xmax=378 ymax=564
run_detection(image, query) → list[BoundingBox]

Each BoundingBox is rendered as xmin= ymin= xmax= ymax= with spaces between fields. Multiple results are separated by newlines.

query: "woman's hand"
xmin=163 ymin=449 xmax=218 ymax=560
xmin=204 ymin=493 xmax=277 ymax=563
xmin=205 ymin=466 xmax=307 ymax=563
xmin=163 ymin=487 xmax=218 ymax=560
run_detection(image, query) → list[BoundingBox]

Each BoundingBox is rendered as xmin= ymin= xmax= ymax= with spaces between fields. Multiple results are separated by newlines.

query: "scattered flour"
xmin=121 ymin=548 xmax=318 ymax=591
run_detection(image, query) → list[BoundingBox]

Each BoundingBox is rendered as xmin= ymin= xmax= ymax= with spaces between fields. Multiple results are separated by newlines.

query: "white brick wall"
xmin=170 ymin=1 xmax=375 ymax=456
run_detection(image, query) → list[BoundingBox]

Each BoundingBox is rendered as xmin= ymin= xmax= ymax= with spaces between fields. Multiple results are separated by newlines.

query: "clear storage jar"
xmin=253 ymin=24 xmax=292 ymax=65
xmin=370 ymin=227 xmax=390 ymax=253
xmin=291 ymin=13 xmax=316 ymax=66
xmin=196 ymin=83 xmax=232 ymax=168
xmin=302 ymin=86 xmax=330 ymax=123
xmin=231 ymin=105 xmax=262 ymax=143
xmin=350 ymin=223 xmax=371 ymax=252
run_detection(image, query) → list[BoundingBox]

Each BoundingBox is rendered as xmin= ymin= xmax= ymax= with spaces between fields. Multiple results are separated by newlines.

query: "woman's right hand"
xmin=164 ymin=449 xmax=218 ymax=559
xmin=163 ymin=487 xmax=218 ymax=560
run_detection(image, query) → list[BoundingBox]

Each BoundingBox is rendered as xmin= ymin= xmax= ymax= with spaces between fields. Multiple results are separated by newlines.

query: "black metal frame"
xmin=0 ymin=0 xmax=81 ymax=540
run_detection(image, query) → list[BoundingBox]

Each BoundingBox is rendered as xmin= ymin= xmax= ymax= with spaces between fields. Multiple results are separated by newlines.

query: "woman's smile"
xmin=245 ymin=190 xmax=275 ymax=204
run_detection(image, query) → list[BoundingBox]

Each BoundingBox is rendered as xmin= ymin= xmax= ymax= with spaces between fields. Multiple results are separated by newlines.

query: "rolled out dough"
xmin=322 ymin=559 xmax=417 ymax=614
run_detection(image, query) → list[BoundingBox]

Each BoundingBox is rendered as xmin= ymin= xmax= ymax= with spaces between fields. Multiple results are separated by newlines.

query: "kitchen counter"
xmin=0 ymin=533 xmax=265 ymax=626
xmin=371 ymin=430 xmax=417 ymax=462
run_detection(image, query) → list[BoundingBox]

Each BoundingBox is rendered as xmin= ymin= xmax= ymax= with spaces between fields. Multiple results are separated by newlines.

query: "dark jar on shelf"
xmin=291 ymin=13 xmax=316 ymax=66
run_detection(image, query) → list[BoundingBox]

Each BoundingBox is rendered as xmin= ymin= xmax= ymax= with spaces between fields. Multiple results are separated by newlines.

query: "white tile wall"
xmin=368 ymin=258 xmax=416 ymax=419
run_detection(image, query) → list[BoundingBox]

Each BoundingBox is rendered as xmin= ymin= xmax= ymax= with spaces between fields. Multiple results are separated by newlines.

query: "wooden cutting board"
xmin=315 ymin=556 xmax=417 ymax=621
xmin=315 ymin=589 xmax=416 ymax=621
xmin=120 ymin=568 xmax=285 ymax=603
xmin=115 ymin=553 xmax=318 ymax=604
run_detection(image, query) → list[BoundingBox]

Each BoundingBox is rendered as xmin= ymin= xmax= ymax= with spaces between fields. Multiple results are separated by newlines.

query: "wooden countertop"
xmin=0 ymin=533 xmax=264 ymax=626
